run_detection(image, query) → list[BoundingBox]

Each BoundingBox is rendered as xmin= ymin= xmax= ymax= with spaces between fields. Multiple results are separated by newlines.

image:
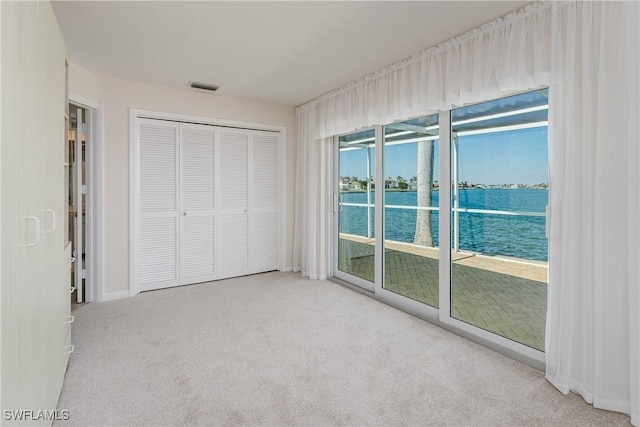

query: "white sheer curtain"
xmin=293 ymin=1 xmax=639 ymax=423
xmin=293 ymin=1 xmax=556 ymax=278
xmin=297 ymin=2 xmax=555 ymax=140
xmin=292 ymin=107 xmax=330 ymax=279
xmin=546 ymin=2 xmax=640 ymax=424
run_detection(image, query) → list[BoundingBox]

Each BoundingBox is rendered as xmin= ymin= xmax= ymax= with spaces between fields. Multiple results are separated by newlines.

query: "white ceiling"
xmin=52 ymin=1 xmax=530 ymax=107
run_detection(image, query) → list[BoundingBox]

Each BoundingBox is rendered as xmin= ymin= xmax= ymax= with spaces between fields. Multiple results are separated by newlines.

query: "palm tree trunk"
xmin=414 ymin=140 xmax=434 ymax=246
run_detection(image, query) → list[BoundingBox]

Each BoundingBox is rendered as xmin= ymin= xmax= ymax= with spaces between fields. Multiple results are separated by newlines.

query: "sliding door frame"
xmin=330 ymin=109 xmax=546 ymax=370
xmin=332 ymin=133 xmax=375 ymax=293
xmin=372 ymin=124 xmax=440 ymax=323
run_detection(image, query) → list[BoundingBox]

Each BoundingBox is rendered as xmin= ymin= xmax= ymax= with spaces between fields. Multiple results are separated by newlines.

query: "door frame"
xmin=129 ymin=109 xmax=286 ymax=297
xmin=331 ymin=128 xmax=381 ymax=293
xmin=69 ymin=94 xmax=103 ymax=302
xmin=330 ymin=111 xmax=546 ymax=370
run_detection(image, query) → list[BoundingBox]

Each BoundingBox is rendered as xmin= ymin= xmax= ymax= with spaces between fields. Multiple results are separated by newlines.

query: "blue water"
xmin=339 ymin=188 xmax=548 ymax=262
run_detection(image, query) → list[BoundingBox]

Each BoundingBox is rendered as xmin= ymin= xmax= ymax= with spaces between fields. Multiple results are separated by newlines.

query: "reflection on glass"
xmin=450 ymin=88 xmax=549 ymax=351
xmin=337 ymin=129 xmax=375 ymax=282
xmin=383 ymin=114 xmax=440 ymax=307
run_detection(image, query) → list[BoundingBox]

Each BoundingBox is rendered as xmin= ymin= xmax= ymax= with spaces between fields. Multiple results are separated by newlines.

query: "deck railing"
xmin=339 ymin=201 xmax=546 ymax=253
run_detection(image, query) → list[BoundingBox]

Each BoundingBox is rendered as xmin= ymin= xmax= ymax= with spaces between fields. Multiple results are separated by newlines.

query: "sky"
xmin=340 ymin=127 xmax=548 ymax=185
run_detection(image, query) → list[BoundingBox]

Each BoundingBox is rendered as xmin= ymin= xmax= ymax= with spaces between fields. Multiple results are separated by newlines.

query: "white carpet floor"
xmin=55 ymin=272 xmax=631 ymax=426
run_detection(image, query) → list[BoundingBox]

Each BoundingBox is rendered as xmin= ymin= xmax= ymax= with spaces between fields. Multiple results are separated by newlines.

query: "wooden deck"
xmin=338 ymin=234 xmax=547 ymax=351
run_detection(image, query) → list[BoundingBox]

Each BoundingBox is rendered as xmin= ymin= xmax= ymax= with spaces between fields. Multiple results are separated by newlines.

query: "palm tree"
xmin=414 ymin=140 xmax=435 ymax=246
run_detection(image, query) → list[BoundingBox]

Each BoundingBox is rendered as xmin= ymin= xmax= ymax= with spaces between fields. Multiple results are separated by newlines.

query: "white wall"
xmin=1 ymin=1 xmax=69 ymax=422
xmin=69 ymin=62 xmax=98 ymax=101
xmin=68 ymin=66 xmax=295 ymax=297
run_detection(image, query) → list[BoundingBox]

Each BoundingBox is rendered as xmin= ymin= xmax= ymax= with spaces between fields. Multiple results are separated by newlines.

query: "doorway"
xmin=68 ymin=101 xmax=95 ymax=308
xmin=332 ymin=88 xmax=549 ymax=364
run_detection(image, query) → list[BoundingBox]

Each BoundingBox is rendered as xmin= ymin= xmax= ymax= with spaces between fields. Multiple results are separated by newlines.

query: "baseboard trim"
xmin=282 ymin=266 xmax=293 ymax=272
xmin=102 ymin=290 xmax=131 ymax=301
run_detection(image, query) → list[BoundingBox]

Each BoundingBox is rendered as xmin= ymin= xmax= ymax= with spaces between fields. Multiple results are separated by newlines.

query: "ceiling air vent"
xmin=187 ymin=81 xmax=219 ymax=92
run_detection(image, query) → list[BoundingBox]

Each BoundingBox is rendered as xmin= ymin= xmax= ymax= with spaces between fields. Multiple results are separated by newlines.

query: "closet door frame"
xmin=129 ymin=109 xmax=286 ymax=296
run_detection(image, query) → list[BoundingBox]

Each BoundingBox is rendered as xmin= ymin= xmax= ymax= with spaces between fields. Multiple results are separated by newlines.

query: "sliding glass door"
xmin=382 ymin=114 xmax=440 ymax=307
xmin=449 ymin=90 xmax=549 ymax=351
xmin=335 ymin=129 xmax=376 ymax=290
xmin=332 ymin=88 xmax=549 ymax=359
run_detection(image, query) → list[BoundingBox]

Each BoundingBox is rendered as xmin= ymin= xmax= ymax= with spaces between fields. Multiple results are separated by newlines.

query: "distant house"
xmin=385 ymin=177 xmax=397 ymax=189
xmin=340 ymin=178 xmax=363 ymax=191
xmin=348 ymin=180 xmax=361 ymax=191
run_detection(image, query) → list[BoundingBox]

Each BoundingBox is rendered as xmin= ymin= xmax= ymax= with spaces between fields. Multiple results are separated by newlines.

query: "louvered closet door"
xmin=251 ymin=131 xmax=280 ymax=273
xmin=180 ymin=124 xmax=216 ymax=285
xmin=217 ymin=129 xmax=250 ymax=279
xmin=138 ymin=119 xmax=179 ymax=291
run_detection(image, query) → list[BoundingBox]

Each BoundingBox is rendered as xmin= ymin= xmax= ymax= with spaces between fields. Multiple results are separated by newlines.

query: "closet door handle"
xmin=68 ymin=286 xmax=76 ymax=294
xmin=43 ymin=209 xmax=56 ymax=233
xmin=64 ymin=345 xmax=75 ymax=355
xmin=65 ymin=315 xmax=75 ymax=324
xmin=24 ymin=216 xmax=40 ymax=247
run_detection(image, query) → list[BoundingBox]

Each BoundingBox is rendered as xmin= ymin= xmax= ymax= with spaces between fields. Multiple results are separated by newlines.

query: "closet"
xmin=133 ymin=118 xmax=281 ymax=292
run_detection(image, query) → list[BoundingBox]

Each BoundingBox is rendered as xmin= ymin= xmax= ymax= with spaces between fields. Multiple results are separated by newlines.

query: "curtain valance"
xmin=296 ymin=1 xmax=560 ymax=140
